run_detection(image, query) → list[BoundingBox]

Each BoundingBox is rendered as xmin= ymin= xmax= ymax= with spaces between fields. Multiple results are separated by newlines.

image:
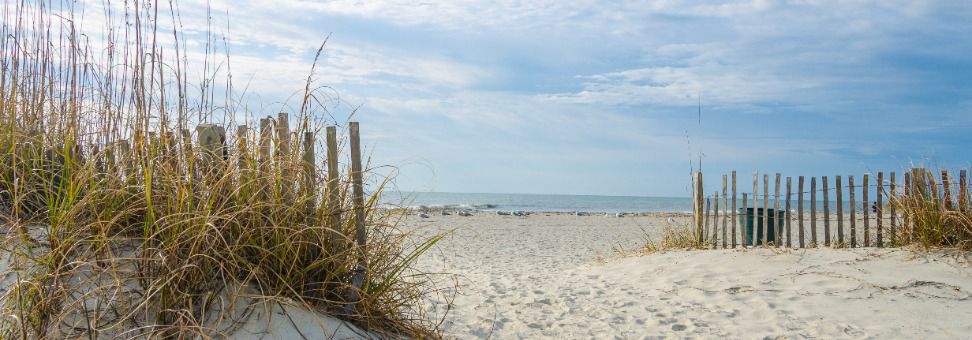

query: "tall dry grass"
xmin=891 ymin=168 xmax=972 ymax=251
xmin=640 ymin=223 xmax=705 ymax=253
xmin=0 ymin=0 xmax=442 ymax=338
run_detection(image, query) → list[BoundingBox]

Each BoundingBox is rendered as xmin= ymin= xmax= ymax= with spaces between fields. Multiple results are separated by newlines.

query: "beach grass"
xmin=0 ymin=0 xmax=442 ymax=338
xmin=640 ymin=223 xmax=705 ymax=253
xmin=891 ymin=169 xmax=972 ymax=251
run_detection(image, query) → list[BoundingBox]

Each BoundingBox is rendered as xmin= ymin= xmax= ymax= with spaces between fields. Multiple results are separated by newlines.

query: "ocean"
xmin=380 ymin=191 xmax=694 ymax=213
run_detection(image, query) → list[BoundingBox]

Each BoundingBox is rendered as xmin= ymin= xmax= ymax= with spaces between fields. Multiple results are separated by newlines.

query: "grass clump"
xmin=640 ymin=223 xmax=705 ymax=253
xmin=891 ymin=168 xmax=972 ymax=251
xmin=0 ymin=0 xmax=443 ymax=338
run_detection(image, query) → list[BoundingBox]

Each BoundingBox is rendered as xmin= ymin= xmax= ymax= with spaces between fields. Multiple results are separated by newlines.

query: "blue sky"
xmin=84 ymin=0 xmax=972 ymax=197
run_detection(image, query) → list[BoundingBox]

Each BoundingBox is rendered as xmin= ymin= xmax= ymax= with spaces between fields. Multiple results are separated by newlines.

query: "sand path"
xmin=411 ymin=212 xmax=972 ymax=339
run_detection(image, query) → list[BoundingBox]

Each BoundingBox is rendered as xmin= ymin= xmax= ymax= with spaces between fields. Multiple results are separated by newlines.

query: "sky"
xmin=80 ymin=0 xmax=972 ymax=197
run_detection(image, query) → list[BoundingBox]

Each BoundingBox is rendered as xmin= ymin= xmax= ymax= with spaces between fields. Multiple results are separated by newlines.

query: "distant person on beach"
xmin=871 ymin=202 xmax=877 ymax=213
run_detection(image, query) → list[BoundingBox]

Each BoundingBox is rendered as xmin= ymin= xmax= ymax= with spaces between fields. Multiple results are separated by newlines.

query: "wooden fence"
xmin=691 ymin=168 xmax=968 ymax=249
xmin=73 ymin=115 xmax=370 ymax=303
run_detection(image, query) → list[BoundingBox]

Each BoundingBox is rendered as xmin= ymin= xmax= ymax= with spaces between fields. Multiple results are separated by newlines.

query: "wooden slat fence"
xmin=690 ymin=168 xmax=970 ymax=249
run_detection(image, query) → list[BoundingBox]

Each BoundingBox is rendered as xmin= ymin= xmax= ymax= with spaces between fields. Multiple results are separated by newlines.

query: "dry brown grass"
xmin=891 ymin=168 xmax=972 ymax=251
xmin=640 ymin=223 xmax=705 ymax=253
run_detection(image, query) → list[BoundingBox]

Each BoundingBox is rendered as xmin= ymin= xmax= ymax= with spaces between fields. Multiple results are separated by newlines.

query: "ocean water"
xmin=380 ymin=191 xmax=694 ymax=213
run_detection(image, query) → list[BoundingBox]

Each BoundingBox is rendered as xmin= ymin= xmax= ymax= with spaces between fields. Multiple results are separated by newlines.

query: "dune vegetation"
xmin=0 ymin=0 xmax=443 ymax=338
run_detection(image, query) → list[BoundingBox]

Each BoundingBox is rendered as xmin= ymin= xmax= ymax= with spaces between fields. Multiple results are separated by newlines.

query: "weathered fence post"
xmin=731 ymin=171 xmax=738 ymax=248
xmin=303 ymin=131 xmax=316 ymax=214
xmin=822 ymin=176 xmax=830 ymax=247
xmin=811 ymin=177 xmax=817 ymax=247
xmin=277 ymin=112 xmax=292 ymax=202
xmin=836 ymin=175 xmax=844 ymax=246
xmin=890 ymin=172 xmax=897 ymax=245
xmin=741 ymin=192 xmax=748 ymax=248
xmin=863 ymin=174 xmax=870 ymax=247
xmin=799 ymin=176 xmax=805 ymax=248
xmin=773 ymin=173 xmax=781 ymax=247
xmin=849 ymin=175 xmax=857 ymax=248
xmin=877 ymin=172 xmax=884 ymax=247
xmin=704 ymin=197 xmax=712 ymax=246
xmin=196 ymin=124 xmax=226 ymax=177
xmin=904 ymin=171 xmax=912 ymax=243
xmin=236 ymin=125 xmax=248 ymax=176
xmin=713 ymin=191 xmax=720 ymax=249
xmin=325 ymin=126 xmax=342 ymax=254
xmin=752 ymin=172 xmax=759 ymax=247
xmin=695 ymin=172 xmax=705 ymax=244
xmin=763 ymin=174 xmax=769 ymax=248
xmin=348 ymin=121 xmax=367 ymax=310
xmin=258 ymin=118 xmax=272 ymax=199
xmin=692 ymin=173 xmax=698 ymax=240
xmin=786 ymin=176 xmax=792 ymax=248
xmin=259 ymin=118 xmax=272 ymax=175
xmin=925 ymin=168 xmax=940 ymax=210
xmin=942 ymin=170 xmax=953 ymax=211
xmin=722 ymin=175 xmax=728 ymax=249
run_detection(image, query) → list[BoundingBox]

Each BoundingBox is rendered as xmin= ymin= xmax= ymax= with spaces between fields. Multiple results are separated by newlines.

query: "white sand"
xmin=412 ymin=212 xmax=972 ymax=339
xmin=3 ymin=212 xmax=970 ymax=339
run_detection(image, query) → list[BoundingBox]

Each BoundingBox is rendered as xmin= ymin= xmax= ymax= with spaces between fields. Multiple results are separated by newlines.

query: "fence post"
xmin=904 ymin=171 xmax=912 ymax=243
xmin=704 ymin=197 xmax=712 ymax=247
xmin=863 ymin=174 xmax=870 ymax=247
xmin=942 ymin=170 xmax=953 ymax=211
xmin=799 ymin=176 xmax=805 ymax=248
xmin=877 ymin=172 xmax=884 ymax=247
xmin=722 ymin=175 xmax=729 ymax=249
xmin=773 ymin=173 xmax=781 ymax=247
xmin=236 ymin=125 xmax=248 ymax=176
xmin=752 ymin=172 xmax=758 ymax=247
xmin=811 ymin=177 xmax=817 ymax=247
xmin=849 ymin=175 xmax=856 ymax=248
xmin=303 ymin=131 xmax=316 ymax=214
xmin=277 ymin=112 xmax=292 ymax=203
xmin=785 ymin=176 xmax=792 ymax=248
xmin=890 ymin=172 xmax=897 ymax=246
xmin=960 ymin=170 xmax=969 ymax=213
xmin=731 ymin=171 xmax=737 ymax=248
xmin=325 ymin=126 xmax=342 ymax=254
xmin=836 ymin=175 xmax=843 ymax=246
xmin=823 ymin=176 xmax=830 ymax=247
xmin=348 ymin=122 xmax=367 ymax=310
xmin=196 ymin=124 xmax=226 ymax=178
xmin=763 ymin=174 xmax=769 ymax=248
xmin=695 ymin=172 xmax=705 ymax=244
xmin=925 ymin=169 xmax=940 ymax=210
xmin=692 ymin=172 xmax=698 ymax=241
xmin=259 ymin=118 xmax=272 ymax=199
xmin=741 ymin=192 xmax=748 ymax=248
xmin=713 ymin=191 xmax=720 ymax=249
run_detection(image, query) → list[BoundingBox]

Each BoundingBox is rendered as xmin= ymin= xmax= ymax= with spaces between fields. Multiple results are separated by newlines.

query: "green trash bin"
xmin=741 ymin=208 xmax=785 ymax=246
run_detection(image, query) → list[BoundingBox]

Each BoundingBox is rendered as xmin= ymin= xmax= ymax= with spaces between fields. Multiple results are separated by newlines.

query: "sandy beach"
xmin=411 ymin=212 xmax=972 ymax=339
